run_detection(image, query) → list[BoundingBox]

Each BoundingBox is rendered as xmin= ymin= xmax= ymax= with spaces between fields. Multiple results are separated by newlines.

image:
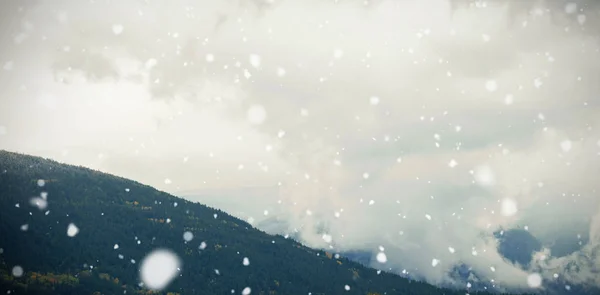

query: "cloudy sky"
xmin=1 ymin=0 xmax=600 ymax=292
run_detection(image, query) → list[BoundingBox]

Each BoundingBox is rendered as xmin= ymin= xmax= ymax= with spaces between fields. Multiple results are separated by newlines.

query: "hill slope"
xmin=0 ymin=150 xmax=529 ymax=295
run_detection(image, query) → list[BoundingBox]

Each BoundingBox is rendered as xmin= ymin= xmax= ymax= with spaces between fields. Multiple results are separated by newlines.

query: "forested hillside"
xmin=0 ymin=150 xmax=531 ymax=295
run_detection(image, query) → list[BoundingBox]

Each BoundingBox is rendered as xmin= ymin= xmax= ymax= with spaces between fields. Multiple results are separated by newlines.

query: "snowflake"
xmin=485 ymin=80 xmax=497 ymax=92
xmin=112 ymin=24 xmax=124 ymax=35
xmin=376 ymin=252 xmax=387 ymax=263
xmin=448 ymin=159 xmax=458 ymax=168
xmin=276 ymin=67 xmax=286 ymax=77
xmin=500 ymin=198 xmax=518 ymax=217
xmin=199 ymin=241 xmax=207 ymax=250
xmin=527 ymin=273 xmax=542 ymax=288
xmin=249 ymin=54 xmax=261 ymax=68
xmin=139 ymin=249 xmax=181 ymax=290
xmin=369 ymin=96 xmax=380 ymax=105
xmin=12 ymin=266 xmax=24 ymax=277
xmin=474 ymin=165 xmax=495 ymax=186
xmin=183 ymin=231 xmax=194 ymax=242
xmin=247 ymin=105 xmax=267 ymax=125
xmin=67 ymin=223 xmax=79 ymax=237
xmin=560 ymin=140 xmax=572 ymax=152
xmin=29 ymin=197 xmax=47 ymax=210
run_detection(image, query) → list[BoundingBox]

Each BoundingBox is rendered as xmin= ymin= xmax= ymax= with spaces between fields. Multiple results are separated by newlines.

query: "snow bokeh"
xmin=139 ymin=249 xmax=181 ymax=291
xmin=11 ymin=266 xmax=24 ymax=277
xmin=376 ymin=252 xmax=387 ymax=263
xmin=527 ymin=273 xmax=543 ymax=288
xmin=67 ymin=223 xmax=79 ymax=237
xmin=500 ymin=198 xmax=518 ymax=217
xmin=1 ymin=0 xmax=599 ymax=292
xmin=183 ymin=231 xmax=194 ymax=242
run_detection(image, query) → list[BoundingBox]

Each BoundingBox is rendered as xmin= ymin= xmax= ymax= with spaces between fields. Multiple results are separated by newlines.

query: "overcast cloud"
xmin=1 ymin=0 xmax=600 ymax=292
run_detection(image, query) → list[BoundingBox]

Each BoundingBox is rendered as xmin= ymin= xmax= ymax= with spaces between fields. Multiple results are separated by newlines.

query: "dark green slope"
xmin=0 ymin=150 xmax=529 ymax=295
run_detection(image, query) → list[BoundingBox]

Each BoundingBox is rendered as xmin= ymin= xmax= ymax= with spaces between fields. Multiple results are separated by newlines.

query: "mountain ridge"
xmin=0 ymin=150 xmax=537 ymax=295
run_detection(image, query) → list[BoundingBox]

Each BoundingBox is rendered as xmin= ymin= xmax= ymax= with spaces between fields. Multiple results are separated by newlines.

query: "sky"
xmin=1 ymin=0 xmax=600 ymax=292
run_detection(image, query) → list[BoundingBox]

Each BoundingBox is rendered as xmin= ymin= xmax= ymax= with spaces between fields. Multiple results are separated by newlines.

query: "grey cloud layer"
xmin=1 ymin=0 xmax=600 ymax=291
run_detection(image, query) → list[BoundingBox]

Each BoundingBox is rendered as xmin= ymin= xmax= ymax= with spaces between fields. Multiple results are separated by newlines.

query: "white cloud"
xmin=1 ymin=0 xmax=599 ymax=291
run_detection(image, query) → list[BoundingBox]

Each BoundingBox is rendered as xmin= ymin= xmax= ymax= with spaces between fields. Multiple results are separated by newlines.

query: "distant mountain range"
xmin=233 ymin=196 xmax=600 ymax=295
xmin=0 ymin=150 xmax=529 ymax=295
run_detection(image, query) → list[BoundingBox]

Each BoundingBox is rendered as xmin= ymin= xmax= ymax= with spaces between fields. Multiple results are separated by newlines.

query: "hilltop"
xmin=0 ymin=150 xmax=531 ymax=295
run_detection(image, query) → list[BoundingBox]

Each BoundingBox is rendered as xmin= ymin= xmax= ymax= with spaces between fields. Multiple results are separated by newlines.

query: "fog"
xmin=1 ymin=0 xmax=599 ymax=291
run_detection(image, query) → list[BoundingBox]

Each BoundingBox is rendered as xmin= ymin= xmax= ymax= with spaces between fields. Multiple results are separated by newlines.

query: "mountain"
xmin=0 ymin=150 xmax=531 ymax=295
xmin=495 ymin=229 xmax=542 ymax=267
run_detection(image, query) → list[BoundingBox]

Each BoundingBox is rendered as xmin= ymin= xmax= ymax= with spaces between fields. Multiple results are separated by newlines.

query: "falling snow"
xmin=560 ymin=140 xmax=572 ymax=152
xmin=448 ymin=159 xmax=458 ymax=168
xmin=276 ymin=67 xmax=286 ymax=77
xmin=139 ymin=249 xmax=181 ymax=290
xmin=11 ymin=266 xmax=24 ymax=277
xmin=183 ymin=231 xmax=194 ymax=242
xmin=369 ymin=96 xmax=380 ymax=105
xmin=376 ymin=252 xmax=387 ymax=263
xmin=247 ymin=105 xmax=267 ymax=125
xmin=501 ymin=198 xmax=518 ymax=217
xmin=504 ymin=94 xmax=514 ymax=105
xmin=112 ymin=24 xmax=124 ymax=35
xmin=527 ymin=273 xmax=543 ymax=288
xmin=29 ymin=197 xmax=48 ymax=210
xmin=485 ymin=80 xmax=498 ymax=92
xmin=67 ymin=223 xmax=79 ymax=237
xmin=1 ymin=2 xmax=598 ymax=295
xmin=333 ymin=49 xmax=344 ymax=59
xmin=474 ymin=165 xmax=495 ymax=186
xmin=249 ymin=54 xmax=261 ymax=68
